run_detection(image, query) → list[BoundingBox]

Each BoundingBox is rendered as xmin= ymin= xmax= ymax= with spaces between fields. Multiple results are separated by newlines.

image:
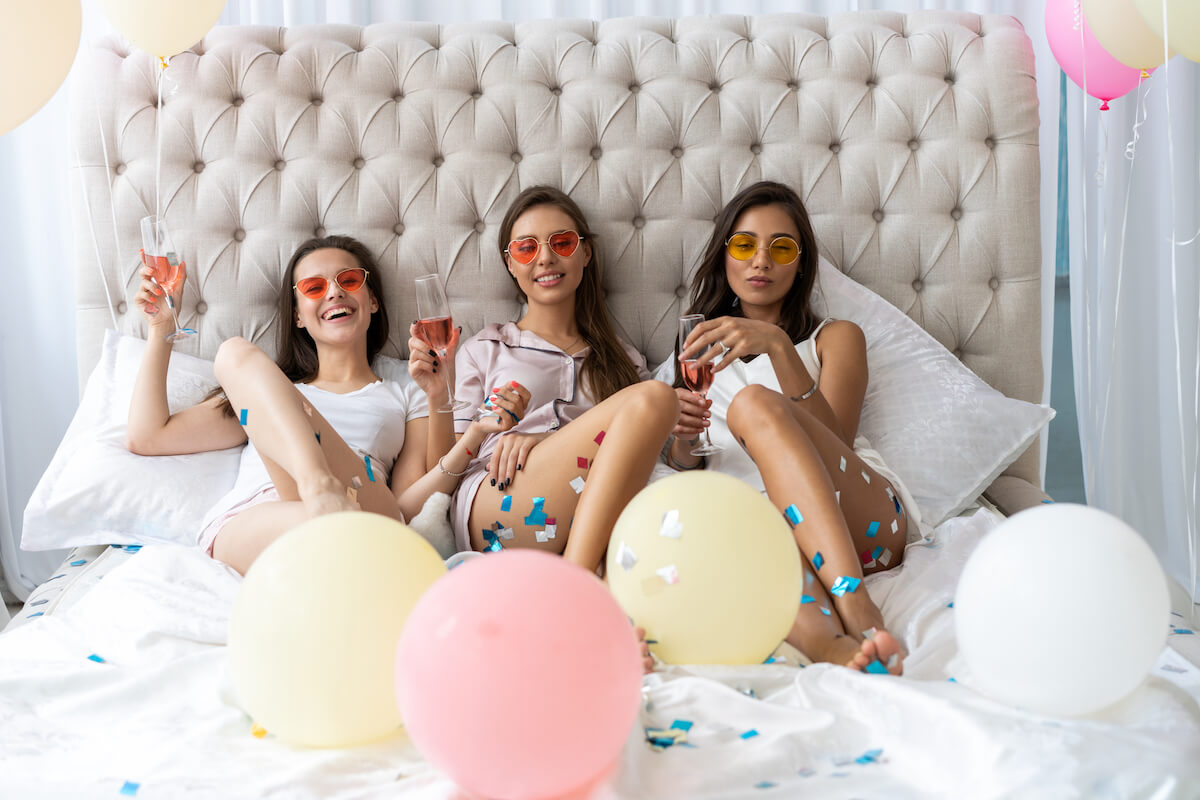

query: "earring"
xmin=731 ymin=295 xmax=740 ymax=308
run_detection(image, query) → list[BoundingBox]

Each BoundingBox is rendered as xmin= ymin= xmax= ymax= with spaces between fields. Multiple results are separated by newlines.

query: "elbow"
xmin=126 ymin=432 xmax=152 ymax=455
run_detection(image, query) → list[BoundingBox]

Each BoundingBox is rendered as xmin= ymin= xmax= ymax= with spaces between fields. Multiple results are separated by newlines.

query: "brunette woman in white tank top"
xmin=664 ymin=182 xmax=910 ymax=676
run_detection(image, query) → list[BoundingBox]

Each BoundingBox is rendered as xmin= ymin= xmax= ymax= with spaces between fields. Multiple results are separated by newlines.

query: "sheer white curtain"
xmin=0 ymin=0 xmax=1057 ymax=601
xmin=1067 ymin=58 xmax=1200 ymax=601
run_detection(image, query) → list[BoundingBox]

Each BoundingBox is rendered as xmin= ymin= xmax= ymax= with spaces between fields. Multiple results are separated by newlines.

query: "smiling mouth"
xmin=322 ymin=307 xmax=355 ymax=320
xmin=534 ymin=273 xmax=564 ymax=284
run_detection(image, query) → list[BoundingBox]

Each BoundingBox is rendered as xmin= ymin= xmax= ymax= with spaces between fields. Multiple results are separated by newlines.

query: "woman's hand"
xmin=133 ymin=262 xmax=186 ymax=336
xmin=672 ymin=386 xmax=709 ymax=439
xmin=680 ymin=315 xmax=791 ymax=373
xmin=474 ymin=380 xmax=536 ymax=490
xmin=486 ymin=431 xmax=548 ymax=491
xmin=407 ymin=323 xmax=462 ymax=401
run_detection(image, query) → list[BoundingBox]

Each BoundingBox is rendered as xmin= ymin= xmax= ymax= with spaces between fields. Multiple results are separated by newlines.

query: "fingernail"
xmin=490 ymin=478 xmax=496 ymax=486
xmin=509 ymin=380 xmax=519 ymax=388
xmin=517 ymin=464 xmax=522 ymax=471
xmin=432 ymin=368 xmax=438 ymax=373
xmin=428 ymin=349 xmax=436 ymax=356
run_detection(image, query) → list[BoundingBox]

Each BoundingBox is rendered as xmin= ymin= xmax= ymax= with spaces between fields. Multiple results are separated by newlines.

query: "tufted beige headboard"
xmin=69 ymin=13 xmax=1043 ymax=495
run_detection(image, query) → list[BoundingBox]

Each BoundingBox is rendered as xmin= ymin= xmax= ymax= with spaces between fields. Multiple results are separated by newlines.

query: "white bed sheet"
xmin=1 ymin=508 xmax=1198 ymax=799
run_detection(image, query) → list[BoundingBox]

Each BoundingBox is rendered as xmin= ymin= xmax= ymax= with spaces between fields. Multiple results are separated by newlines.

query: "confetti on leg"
xmin=861 ymin=470 xmax=871 ymax=484
xmin=878 ymin=548 xmax=893 ymax=567
xmin=569 ymin=476 xmax=586 ymax=494
xmin=891 ymin=518 xmax=899 ymax=534
xmin=813 ymin=552 xmax=824 ymax=571
xmin=364 ymin=456 xmax=376 ymax=482
xmin=594 ymin=430 xmax=606 ymax=445
xmin=239 ymin=408 xmax=248 ymax=425
xmin=839 ymin=456 xmax=846 ymax=472
xmin=524 ymin=497 xmax=548 ymax=526
xmin=500 ymin=495 xmax=512 ymax=512
xmin=866 ymin=521 xmax=879 ymax=538
xmin=345 ymin=486 xmax=358 ymax=503
xmin=350 ymin=476 xmax=363 ymax=489
xmin=577 ymin=456 xmax=589 ymax=469
xmin=830 ymin=576 xmax=861 ymax=596
xmin=784 ymin=504 xmax=803 ymax=526
xmin=800 ymin=594 xmax=815 ymax=604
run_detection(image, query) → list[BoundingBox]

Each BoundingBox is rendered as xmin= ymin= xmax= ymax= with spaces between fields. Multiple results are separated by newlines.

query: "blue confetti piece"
xmin=800 ymin=594 xmax=815 ymax=604
xmin=501 ymin=495 xmax=512 ymax=512
xmin=947 ymin=677 xmax=957 ymax=683
xmin=26 ymin=612 xmax=44 ymax=619
xmin=763 ymin=655 xmax=782 ymax=664
xmin=871 ymin=545 xmax=883 ymax=559
xmin=29 ymin=599 xmax=48 ymax=607
xmin=482 ymin=530 xmax=503 ymax=552
xmin=893 ymin=496 xmax=902 ymax=514
xmin=239 ymin=408 xmax=248 ymax=425
xmin=120 ymin=781 xmax=140 ymax=796
xmin=47 ymin=574 xmax=65 ymax=582
xmin=314 ymin=431 xmax=321 ymax=443
xmin=69 ymin=559 xmax=87 ymax=567
xmin=812 ymin=552 xmax=824 ymax=571
xmin=124 ymin=545 xmax=142 ymax=553
xmin=819 ymin=606 xmax=831 ymax=616
xmin=754 ymin=782 xmax=776 ymax=789
xmin=87 ymin=654 xmax=106 ymax=663
xmin=856 ymin=748 xmax=883 ymax=764
xmin=1173 ymin=628 xmax=1194 ymax=635
xmin=1041 ymin=499 xmax=1055 ymax=504
xmin=784 ymin=504 xmax=803 ymax=526
xmin=864 ymin=660 xmax=888 ymax=674
xmin=866 ymin=521 xmax=879 ymax=538
xmin=670 ymin=720 xmax=693 ymax=732
xmin=947 ymin=601 xmax=954 ymax=608
xmin=830 ymin=576 xmax=861 ymax=596
xmin=524 ymin=497 xmax=548 ymax=526
xmin=740 ymin=729 xmax=759 ymax=739
xmin=364 ymin=456 xmax=376 ymax=482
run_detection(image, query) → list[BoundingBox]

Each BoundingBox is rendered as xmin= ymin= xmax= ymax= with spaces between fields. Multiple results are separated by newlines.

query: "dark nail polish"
xmin=432 ymin=368 xmax=438 ymax=373
xmin=490 ymin=478 xmax=496 ymax=486
xmin=517 ymin=464 xmax=523 ymax=471
xmin=429 ymin=349 xmax=436 ymax=356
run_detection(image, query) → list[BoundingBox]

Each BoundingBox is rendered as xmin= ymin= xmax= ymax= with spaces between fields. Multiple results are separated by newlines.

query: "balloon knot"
xmin=1099 ymin=100 xmax=1110 ymax=111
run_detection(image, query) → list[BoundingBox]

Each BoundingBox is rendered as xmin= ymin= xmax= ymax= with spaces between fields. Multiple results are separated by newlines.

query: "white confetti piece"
xmin=835 ymin=490 xmax=841 ymax=504
xmin=617 ymin=541 xmax=637 ymax=571
xmin=569 ymin=476 xmax=586 ymax=494
xmin=879 ymin=548 xmax=893 ymax=566
xmin=350 ymin=476 xmax=363 ymax=489
xmin=861 ymin=470 xmax=871 ymax=484
xmin=656 ymin=564 xmax=679 ymax=585
xmin=887 ymin=653 xmax=899 ymax=669
xmin=498 ymin=527 xmax=515 ymax=540
xmin=659 ymin=509 xmax=683 ymax=538
xmin=839 ymin=456 xmax=847 ymax=472
xmin=891 ymin=519 xmax=899 ymax=534
xmin=535 ymin=524 xmax=557 ymax=543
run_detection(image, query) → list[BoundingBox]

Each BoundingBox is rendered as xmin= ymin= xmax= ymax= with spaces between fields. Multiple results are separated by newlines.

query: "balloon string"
xmin=77 ymin=122 xmax=119 ymax=333
xmin=155 ymin=58 xmax=164 ymax=223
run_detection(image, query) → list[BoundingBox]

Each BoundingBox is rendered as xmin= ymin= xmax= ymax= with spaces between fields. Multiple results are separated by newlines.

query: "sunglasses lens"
xmin=296 ymin=277 xmax=327 ymax=298
xmin=507 ymin=238 xmax=539 ymax=264
xmin=548 ymin=231 xmax=580 ymax=257
xmin=337 ymin=268 xmax=366 ymax=292
xmin=726 ymin=233 xmax=758 ymax=261
xmin=770 ymin=238 xmax=799 ymax=264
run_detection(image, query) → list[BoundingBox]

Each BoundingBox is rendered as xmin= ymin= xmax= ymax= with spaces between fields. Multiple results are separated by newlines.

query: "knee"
xmin=214 ymin=336 xmax=259 ymax=382
xmin=727 ymin=384 xmax=788 ymax=434
xmin=627 ymin=380 xmax=679 ymax=426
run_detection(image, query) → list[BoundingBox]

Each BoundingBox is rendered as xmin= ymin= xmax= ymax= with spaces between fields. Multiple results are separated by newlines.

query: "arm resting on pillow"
xmin=982 ymin=475 xmax=1054 ymax=517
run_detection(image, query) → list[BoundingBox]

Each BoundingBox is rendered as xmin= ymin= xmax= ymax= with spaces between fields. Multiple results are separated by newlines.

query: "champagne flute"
xmin=140 ymin=215 xmax=196 ymax=343
xmin=414 ymin=274 xmax=471 ymax=413
xmin=679 ymin=314 xmax=723 ymax=456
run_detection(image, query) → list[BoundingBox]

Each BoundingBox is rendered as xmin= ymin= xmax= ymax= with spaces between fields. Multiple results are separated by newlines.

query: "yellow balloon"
xmin=1134 ymin=0 xmax=1200 ymax=62
xmin=97 ymin=0 xmax=226 ymax=59
xmin=606 ymin=472 xmax=802 ymax=665
xmin=0 ymin=0 xmax=81 ymax=135
xmin=1084 ymin=0 xmax=1174 ymax=69
xmin=229 ymin=512 xmax=446 ymax=748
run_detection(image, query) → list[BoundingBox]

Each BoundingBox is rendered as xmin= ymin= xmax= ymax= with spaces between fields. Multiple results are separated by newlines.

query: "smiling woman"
xmin=124 ymin=235 xmax=514 ymax=575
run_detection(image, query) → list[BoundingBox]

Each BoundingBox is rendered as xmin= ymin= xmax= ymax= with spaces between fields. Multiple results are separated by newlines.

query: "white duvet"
xmin=2 ymin=508 xmax=1198 ymax=799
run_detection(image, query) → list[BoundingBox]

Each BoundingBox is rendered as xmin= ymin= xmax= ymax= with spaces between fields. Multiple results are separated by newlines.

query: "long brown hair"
xmin=497 ymin=186 xmax=640 ymax=402
xmin=209 ymin=235 xmax=390 ymax=416
xmin=676 ymin=181 xmax=820 ymax=384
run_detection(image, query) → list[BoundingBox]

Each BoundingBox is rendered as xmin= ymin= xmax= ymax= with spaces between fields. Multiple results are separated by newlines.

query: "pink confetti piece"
xmin=577 ymin=456 xmax=589 ymax=469
xmin=594 ymin=430 xmax=606 ymax=444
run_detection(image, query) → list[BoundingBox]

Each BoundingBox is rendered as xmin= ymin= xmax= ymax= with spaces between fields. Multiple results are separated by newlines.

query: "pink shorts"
xmin=197 ymin=486 xmax=281 ymax=557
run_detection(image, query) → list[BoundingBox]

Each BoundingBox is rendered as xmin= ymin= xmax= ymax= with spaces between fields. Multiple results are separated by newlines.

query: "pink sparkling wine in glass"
xmin=416 ymin=316 xmax=453 ymax=352
xmin=681 ymin=359 xmax=714 ymax=394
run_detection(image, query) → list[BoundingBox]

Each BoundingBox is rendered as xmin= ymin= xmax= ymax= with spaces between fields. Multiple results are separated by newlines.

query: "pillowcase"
xmin=811 ymin=259 xmax=1053 ymax=526
xmin=22 ymin=331 xmax=243 ymax=550
xmin=22 ymin=332 xmax=425 ymax=551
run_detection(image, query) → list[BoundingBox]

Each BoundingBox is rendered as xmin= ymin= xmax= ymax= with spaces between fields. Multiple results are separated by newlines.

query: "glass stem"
xmin=440 ymin=349 xmax=455 ymax=409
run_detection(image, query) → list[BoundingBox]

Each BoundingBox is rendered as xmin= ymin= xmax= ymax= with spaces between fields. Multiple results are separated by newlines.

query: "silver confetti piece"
xmin=617 ymin=541 xmax=637 ymax=571
xmin=656 ymin=564 xmax=679 ymax=585
xmin=659 ymin=509 xmax=684 ymax=538
xmin=569 ymin=476 xmax=586 ymax=494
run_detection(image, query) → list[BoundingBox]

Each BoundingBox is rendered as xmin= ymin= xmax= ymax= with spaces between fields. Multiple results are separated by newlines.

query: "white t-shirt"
xmin=199 ymin=379 xmax=427 ymax=531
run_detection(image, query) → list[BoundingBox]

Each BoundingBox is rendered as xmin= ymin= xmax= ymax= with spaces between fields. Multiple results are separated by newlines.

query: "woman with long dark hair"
xmin=664 ymin=181 xmax=920 ymax=674
xmin=127 ymin=235 xmax=507 ymax=574
xmin=449 ymin=186 xmax=678 ymax=581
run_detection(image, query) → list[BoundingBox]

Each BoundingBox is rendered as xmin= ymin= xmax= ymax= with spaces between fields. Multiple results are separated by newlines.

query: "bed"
xmin=3 ymin=13 xmax=1198 ymax=798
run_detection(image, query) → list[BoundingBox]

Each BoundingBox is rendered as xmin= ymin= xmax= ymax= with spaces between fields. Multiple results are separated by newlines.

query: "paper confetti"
xmin=886 ymin=653 xmax=899 ymax=669
xmin=594 ymin=430 xmax=606 ymax=444
xmin=891 ymin=519 xmax=899 ymax=534
xmin=812 ymin=552 xmax=824 ymax=571
xmin=69 ymin=559 xmax=87 ymax=567
xmin=120 ymin=782 xmax=140 ymax=796
xmin=819 ymin=606 xmax=831 ymax=616
xmin=754 ymin=782 xmax=776 ymax=789
xmin=871 ymin=546 xmax=883 ymax=560
xmin=830 ymin=576 xmax=861 ymax=596
xmin=660 ymin=509 xmax=684 ymax=538
xmin=856 ymin=748 xmax=884 ymax=764
xmin=835 ymin=490 xmax=841 ymax=504
xmin=784 ymin=504 xmax=803 ymax=526
xmin=314 ymin=431 xmax=321 ymax=443
xmin=656 ymin=564 xmax=680 ymax=585
xmin=87 ymin=654 xmax=106 ymax=663
xmin=893 ymin=496 xmax=902 ymax=514
xmin=498 ymin=527 xmax=514 ymax=540
xmin=239 ymin=408 xmax=248 ymax=425
xmin=251 ymin=724 xmax=267 ymax=738
xmin=839 ymin=456 xmax=846 ymax=472
xmin=861 ymin=470 xmax=871 ymax=484
xmin=800 ymin=594 xmax=815 ymax=604
xmin=569 ymin=476 xmax=586 ymax=494
xmin=524 ymin=497 xmax=548 ymax=526
xmin=364 ymin=456 xmax=376 ymax=482
xmin=866 ymin=521 xmax=879 ymax=538
xmin=740 ymin=729 xmax=760 ymax=740
xmin=482 ymin=530 xmax=503 ymax=552
xmin=865 ymin=659 xmax=889 ymax=674
xmin=878 ymin=548 xmax=893 ymax=567
xmin=862 ymin=627 xmax=877 ymax=640
xmin=577 ymin=456 xmax=589 ymax=469
xmin=617 ymin=541 xmax=637 ymax=571
xmin=500 ymin=495 xmax=512 ymax=512
xmin=535 ymin=524 xmax=557 ymax=543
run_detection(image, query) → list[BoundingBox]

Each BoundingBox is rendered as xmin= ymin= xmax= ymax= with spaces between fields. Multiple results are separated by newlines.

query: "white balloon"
xmin=955 ymin=504 xmax=1168 ymax=717
xmin=97 ymin=0 xmax=226 ymax=59
xmin=0 ymin=0 xmax=81 ymax=135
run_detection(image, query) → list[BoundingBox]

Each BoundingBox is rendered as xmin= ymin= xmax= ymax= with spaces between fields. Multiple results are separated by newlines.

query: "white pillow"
xmin=21 ymin=331 xmax=242 ymax=550
xmin=810 ymin=259 xmax=1053 ymax=526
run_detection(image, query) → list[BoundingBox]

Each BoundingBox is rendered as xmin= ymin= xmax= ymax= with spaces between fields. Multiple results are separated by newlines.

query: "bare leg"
xmin=468 ymin=380 xmax=678 ymax=572
xmin=727 ymin=384 xmax=907 ymax=643
xmin=210 ymin=338 xmax=404 ymax=573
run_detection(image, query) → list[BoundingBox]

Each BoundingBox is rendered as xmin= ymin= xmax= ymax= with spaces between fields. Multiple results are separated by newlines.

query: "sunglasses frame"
xmin=724 ymin=233 xmax=802 ymax=265
xmin=504 ymin=229 xmax=584 ymax=264
xmin=293 ymin=267 xmax=370 ymax=299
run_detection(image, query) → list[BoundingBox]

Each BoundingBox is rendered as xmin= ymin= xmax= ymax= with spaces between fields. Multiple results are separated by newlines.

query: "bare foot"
xmin=297 ymin=475 xmax=359 ymax=518
xmin=831 ymin=589 xmax=887 ymax=644
xmin=845 ymin=629 xmax=904 ymax=676
xmin=634 ymin=626 xmax=655 ymax=674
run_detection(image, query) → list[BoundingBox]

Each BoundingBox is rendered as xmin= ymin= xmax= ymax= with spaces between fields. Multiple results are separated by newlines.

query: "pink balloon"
xmin=1046 ymin=0 xmax=1149 ymax=109
xmin=395 ymin=550 xmax=644 ymax=800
